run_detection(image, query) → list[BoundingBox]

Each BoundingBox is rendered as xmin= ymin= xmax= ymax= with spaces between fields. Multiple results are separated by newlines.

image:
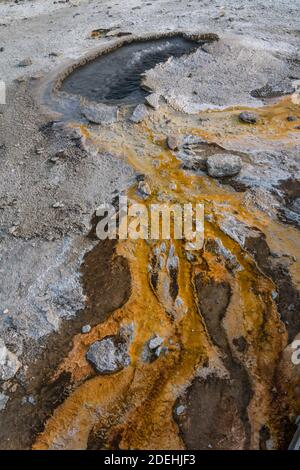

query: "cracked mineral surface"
xmin=0 ymin=0 xmax=300 ymax=452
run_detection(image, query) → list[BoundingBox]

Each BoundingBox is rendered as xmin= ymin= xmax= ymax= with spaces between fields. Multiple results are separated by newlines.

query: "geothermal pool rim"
xmin=35 ymin=31 xmax=219 ymax=118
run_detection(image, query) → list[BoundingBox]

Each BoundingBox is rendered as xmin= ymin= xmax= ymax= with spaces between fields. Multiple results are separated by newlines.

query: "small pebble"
xmin=138 ymin=181 xmax=151 ymax=197
xmin=176 ymin=405 xmax=185 ymax=415
xmin=167 ymin=135 xmax=181 ymax=151
xmin=239 ymin=111 xmax=258 ymax=124
xmin=82 ymin=324 xmax=91 ymax=334
xmin=52 ymin=202 xmax=64 ymax=208
xmin=18 ymin=58 xmax=32 ymax=67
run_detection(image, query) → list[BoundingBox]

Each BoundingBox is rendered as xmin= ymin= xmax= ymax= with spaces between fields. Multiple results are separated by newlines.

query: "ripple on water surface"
xmin=61 ymin=37 xmax=201 ymax=105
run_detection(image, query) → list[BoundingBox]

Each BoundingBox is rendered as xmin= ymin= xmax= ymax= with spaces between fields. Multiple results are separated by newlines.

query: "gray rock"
xmin=167 ymin=134 xmax=181 ymax=151
xmin=81 ymin=102 xmax=118 ymax=124
xmin=155 ymin=345 xmax=166 ymax=357
xmin=149 ymin=335 xmax=164 ymax=350
xmin=130 ymin=104 xmax=148 ymax=123
xmin=158 ymin=255 xmax=165 ymax=270
xmin=21 ymin=395 xmax=36 ymax=406
xmin=0 ymin=392 xmax=9 ymax=411
xmin=219 ymin=214 xmax=261 ymax=248
xmin=160 ymin=242 xmax=166 ymax=253
xmin=271 ymin=291 xmax=278 ymax=300
xmin=183 ymin=135 xmax=207 ymax=147
xmin=52 ymin=201 xmax=64 ymax=209
xmin=86 ymin=336 xmax=130 ymax=374
xmin=239 ymin=112 xmax=258 ymax=124
xmin=18 ymin=58 xmax=32 ymax=67
xmin=266 ymin=438 xmax=274 ymax=450
xmin=251 ymin=81 xmax=295 ymax=99
xmin=81 ymin=324 xmax=91 ymax=334
xmin=175 ymin=297 xmax=183 ymax=308
xmin=141 ymin=335 xmax=166 ymax=362
xmin=213 ymin=238 xmax=241 ymax=271
xmin=27 ymin=395 xmax=36 ymax=405
xmin=120 ymin=323 xmax=135 ymax=342
xmin=175 ymin=405 xmax=185 ymax=415
xmin=292 ymin=198 xmax=300 ymax=213
xmin=138 ymin=181 xmax=151 ymax=197
xmin=10 ymin=383 xmax=18 ymax=393
xmin=181 ymin=154 xmax=207 ymax=171
xmin=145 ymin=92 xmax=160 ymax=109
xmin=287 ymin=116 xmax=297 ymax=122
xmin=166 ymin=244 xmax=179 ymax=272
xmin=281 ymin=206 xmax=300 ymax=227
xmin=207 ymin=153 xmax=242 ymax=178
xmin=0 ymin=338 xmax=21 ymax=381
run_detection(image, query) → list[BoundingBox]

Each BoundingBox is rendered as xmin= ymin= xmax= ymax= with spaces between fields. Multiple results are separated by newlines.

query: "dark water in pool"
xmin=61 ymin=37 xmax=200 ymax=105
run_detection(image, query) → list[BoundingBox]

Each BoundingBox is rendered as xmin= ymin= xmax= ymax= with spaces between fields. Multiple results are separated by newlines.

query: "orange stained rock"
xmin=34 ymin=97 xmax=299 ymax=449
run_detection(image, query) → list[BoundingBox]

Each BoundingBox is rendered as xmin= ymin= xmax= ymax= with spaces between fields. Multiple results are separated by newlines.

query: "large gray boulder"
xmin=81 ymin=101 xmax=119 ymax=124
xmin=86 ymin=336 xmax=130 ymax=374
xmin=207 ymin=153 xmax=242 ymax=178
